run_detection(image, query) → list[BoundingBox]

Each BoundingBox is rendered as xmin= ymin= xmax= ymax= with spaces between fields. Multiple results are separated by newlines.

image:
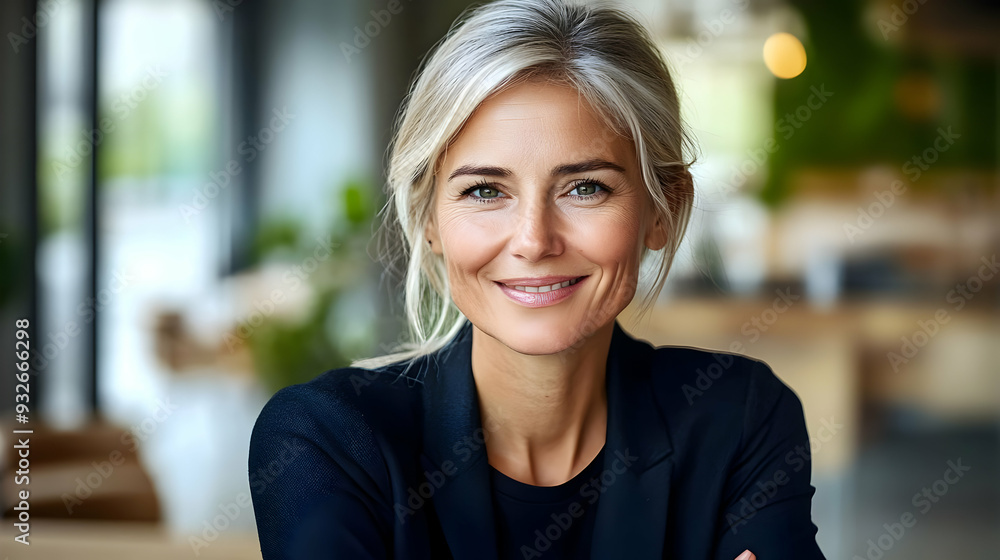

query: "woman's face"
xmin=426 ymin=79 xmax=667 ymax=355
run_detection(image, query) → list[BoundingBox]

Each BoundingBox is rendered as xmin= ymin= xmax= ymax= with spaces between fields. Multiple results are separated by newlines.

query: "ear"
xmin=424 ymin=214 xmax=443 ymax=255
xmin=643 ymin=210 xmax=668 ymax=252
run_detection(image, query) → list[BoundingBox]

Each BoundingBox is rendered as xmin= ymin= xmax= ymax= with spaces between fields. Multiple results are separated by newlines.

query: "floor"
xmin=843 ymin=417 xmax=999 ymax=559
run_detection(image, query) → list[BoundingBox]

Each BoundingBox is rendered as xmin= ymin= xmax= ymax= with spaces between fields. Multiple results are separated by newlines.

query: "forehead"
xmin=440 ymin=79 xmax=635 ymax=169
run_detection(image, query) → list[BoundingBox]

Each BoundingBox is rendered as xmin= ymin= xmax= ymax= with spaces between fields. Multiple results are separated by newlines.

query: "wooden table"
xmin=0 ymin=519 xmax=261 ymax=560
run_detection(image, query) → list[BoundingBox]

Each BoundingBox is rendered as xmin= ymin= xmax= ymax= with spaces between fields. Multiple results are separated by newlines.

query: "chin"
xmin=486 ymin=314 xmax=596 ymax=356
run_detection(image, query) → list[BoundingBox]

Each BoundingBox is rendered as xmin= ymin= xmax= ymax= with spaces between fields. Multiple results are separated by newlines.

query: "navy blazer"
xmin=249 ymin=319 xmax=826 ymax=559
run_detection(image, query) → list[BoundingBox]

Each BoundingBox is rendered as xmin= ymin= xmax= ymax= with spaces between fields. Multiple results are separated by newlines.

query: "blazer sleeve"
xmin=712 ymin=360 xmax=827 ymax=559
xmin=249 ymin=380 xmax=392 ymax=560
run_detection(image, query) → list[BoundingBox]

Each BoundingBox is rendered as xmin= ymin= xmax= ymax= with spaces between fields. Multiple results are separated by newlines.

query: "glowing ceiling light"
xmin=763 ymin=32 xmax=807 ymax=79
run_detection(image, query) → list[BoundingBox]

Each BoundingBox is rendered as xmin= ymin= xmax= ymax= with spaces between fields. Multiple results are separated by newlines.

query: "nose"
xmin=508 ymin=196 xmax=564 ymax=262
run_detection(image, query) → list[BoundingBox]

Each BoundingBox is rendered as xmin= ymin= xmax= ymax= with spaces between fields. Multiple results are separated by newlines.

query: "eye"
xmin=472 ymin=186 xmax=502 ymax=199
xmin=460 ymin=180 xmax=507 ymax=204
xmin=569 ymin=179 xmax=608 ymax=198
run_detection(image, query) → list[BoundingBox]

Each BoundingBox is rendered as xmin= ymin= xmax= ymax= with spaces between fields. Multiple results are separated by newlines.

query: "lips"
xmin=494 ymin=275 xmax=588 ymax=308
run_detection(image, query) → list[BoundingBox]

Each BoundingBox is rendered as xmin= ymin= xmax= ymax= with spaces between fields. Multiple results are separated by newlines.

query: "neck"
xmin=470 ymin=321 xmax=613 ymax=486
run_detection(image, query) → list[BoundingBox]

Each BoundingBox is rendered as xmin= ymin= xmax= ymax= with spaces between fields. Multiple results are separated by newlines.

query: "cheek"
xmin=572 ymin=205 xmax=644 ymax=265
xmin=436 ymin=210 xmax=504 ymax=279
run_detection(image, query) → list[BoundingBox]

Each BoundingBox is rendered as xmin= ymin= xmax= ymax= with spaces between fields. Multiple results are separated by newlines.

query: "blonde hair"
xmin=352 ymin=0 xmax=695 ymax=370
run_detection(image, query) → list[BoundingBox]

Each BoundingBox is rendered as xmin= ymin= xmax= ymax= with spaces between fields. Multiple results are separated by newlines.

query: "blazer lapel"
xmin=418 ymin=319 xmax=674 ymax=560
xmin=419 ymin=320 xmax=499 ymax=560
xmin=590 ymin=321 xmax=674 ymax=559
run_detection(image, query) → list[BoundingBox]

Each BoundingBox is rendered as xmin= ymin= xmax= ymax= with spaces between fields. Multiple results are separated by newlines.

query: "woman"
xmin=249 ymin=0 xmax=825 ymax=558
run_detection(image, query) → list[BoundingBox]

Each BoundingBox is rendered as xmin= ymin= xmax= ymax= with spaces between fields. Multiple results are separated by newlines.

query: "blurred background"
xmin=0 ymin=0 xmax=997 ymax=558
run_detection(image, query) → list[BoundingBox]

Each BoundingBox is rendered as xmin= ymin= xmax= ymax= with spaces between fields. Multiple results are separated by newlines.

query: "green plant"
xmin=761 ymin=0 xmax=998 ymax=206
xmin=245 ymin=180 xmax=379 ymax=394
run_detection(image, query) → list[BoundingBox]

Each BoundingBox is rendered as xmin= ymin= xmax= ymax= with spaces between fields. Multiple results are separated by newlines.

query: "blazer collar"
xmin=419 ymin=319 xmax=674 ymax=560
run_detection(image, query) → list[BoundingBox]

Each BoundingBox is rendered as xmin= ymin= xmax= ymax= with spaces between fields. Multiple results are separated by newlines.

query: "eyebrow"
xmin=446 ymin=158 xmax=626 ymax=182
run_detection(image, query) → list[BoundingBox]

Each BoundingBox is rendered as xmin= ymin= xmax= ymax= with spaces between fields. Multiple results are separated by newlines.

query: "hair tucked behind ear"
xmin=352 ymin=0 xmax=695 ymax=370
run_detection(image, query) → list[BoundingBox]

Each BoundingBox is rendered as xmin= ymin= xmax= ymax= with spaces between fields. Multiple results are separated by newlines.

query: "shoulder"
xmin=629 ymin=336 xmax=806 ymax=448
xmin=249 ymin=360 xmax=426 ymax=466
xmin=248 ymin=362 xmax=430 ymax=556
xmin=645 ymin=343 xmax=795 ymax=410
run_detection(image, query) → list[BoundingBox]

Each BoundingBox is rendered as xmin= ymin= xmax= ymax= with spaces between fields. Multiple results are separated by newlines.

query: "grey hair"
xmin=352 ymin=0 xmax=695 ymax=370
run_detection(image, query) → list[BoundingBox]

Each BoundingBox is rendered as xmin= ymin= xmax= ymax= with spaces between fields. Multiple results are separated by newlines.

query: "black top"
xmin=490 ymin=446 xmax=606 ymax=560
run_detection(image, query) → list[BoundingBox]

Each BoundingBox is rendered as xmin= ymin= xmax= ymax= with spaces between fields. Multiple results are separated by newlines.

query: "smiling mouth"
xmin=502 ymin=276 xmax=586 ymax=293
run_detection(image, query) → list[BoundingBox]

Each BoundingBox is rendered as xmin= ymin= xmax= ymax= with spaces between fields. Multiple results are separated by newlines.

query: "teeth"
xmin=510 ymin=277 xmax=581 ymax=292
